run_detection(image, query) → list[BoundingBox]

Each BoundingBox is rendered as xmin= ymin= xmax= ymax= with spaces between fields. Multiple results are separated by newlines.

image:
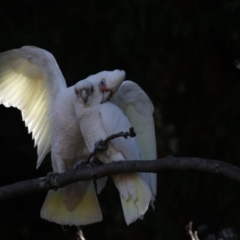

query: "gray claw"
xmin=45 ymin=172 xmax=59 ymax=189
xmin=90 ymin=156 xmax=103 ymax=167
xmin=74 ymin=160 xmax=87 ymax=170
xmin=94 ymin=140 xmax=108 ymax=152
xmin=46 ymin=172 xmax=59 ymax=183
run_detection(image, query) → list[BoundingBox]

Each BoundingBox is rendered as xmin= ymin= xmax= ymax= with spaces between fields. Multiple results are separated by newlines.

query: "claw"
xmin=46 ymin=172 xmax=59 ymax=183
xmin=45 ymin=172 xmax=59 ymax=190
xmin=90 ymin=156 xmax=103 ymax=167
xmin=73 ymin=160 xmax=88 ymax=170
xmin=94 ymin=140 xmax=108 ymax=152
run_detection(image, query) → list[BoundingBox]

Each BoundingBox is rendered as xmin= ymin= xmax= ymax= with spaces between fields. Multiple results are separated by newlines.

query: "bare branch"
xmin=0 ymin=156 xmax=240 ymax=201
xmin=102 ymin=127 xmax=136 ymax=145
xmin=85 ymin=127 xmax=136 ymax=163
xmin=186 ymin=222 xmax=195 ymax=240
xmin=186 ymin=222 xmax=200 ymax=240
xmin=194 ymin=231 xmax=200 ymax=240
xmin=76 ymin=227 xmax=86 ymax=240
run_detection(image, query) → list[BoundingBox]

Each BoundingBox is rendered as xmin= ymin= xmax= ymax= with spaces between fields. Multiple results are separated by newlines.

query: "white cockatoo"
xmin=73 ymin=78 xmax=154 ymax=225
xmin=86 ymin=75 xmax=157 ymax=208
xmin=0 ymin=46 xmax=126 ymax=226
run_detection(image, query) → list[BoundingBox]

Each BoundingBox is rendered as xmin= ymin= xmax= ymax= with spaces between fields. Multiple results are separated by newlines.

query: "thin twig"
xmin=194 ymin=231 xmax=200 ymax=240
xmin=76 ymin=227 xmax=86 ymax=240
xmin=102 ymin=127 xmax=136 ymax=145
xmin=85 ymin=127 xmax=136 ymax=163
xmin=186 ymin=222 xmax=200 ymax=240
xmin=186 ymin=222 xmax=195 ymax=240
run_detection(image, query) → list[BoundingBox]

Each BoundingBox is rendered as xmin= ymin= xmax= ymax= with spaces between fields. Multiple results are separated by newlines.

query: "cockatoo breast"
xmin=51 ymin=89 xmax=88 ymax=171
xmin=76 ymin=104 xmax=108 ymax=153
xmin=77 ymin=101 xmax=141 ymax=163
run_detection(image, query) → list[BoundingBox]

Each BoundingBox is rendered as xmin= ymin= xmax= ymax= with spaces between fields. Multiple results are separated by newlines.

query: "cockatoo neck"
xmin=87 ymin=91 xmax=102 ymax=106
xmin=51 ymin=87 xmax=77 ymax=129
xmin=63 ymin=86 xmax=79 ymax=114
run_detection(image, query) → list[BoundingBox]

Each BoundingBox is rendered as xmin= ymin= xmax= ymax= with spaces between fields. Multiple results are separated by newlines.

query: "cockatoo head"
xmin=74 ymin=70 xmax=125 ymax=108
xmin=86 ymin=69 xmax=125 ymax=103
xmin=74 ymin=79 xmax=103 ymax=108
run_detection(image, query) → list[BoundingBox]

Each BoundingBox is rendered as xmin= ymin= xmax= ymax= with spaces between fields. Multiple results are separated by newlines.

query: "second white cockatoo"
xmin=73 ymin=78 xmax=153 ymax=225
xmin=86 ymin=75 xmax=157 ymax=208
xmin=0 ymin=46 xmax=126 ymax=226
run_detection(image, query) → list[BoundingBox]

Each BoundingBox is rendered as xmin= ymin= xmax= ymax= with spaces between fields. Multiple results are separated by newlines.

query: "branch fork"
xmin=85 ymin=127 xmax=136 ymax=164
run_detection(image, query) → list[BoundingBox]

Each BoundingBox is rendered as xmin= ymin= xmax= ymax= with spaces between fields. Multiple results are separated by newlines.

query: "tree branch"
xmin=0 ymin=156 xmax=240 ymax=201
xmin=85 ymin=127 xmax=136 ymax=163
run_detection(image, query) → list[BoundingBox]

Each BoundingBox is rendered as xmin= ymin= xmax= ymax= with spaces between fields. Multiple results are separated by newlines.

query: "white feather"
xmin=41 ymin=181 xmax=102 ymax=226
xmin=74 ymin=79 xmax=152 ymax=225
xmin=111 ymin=80 xmax=157 ymax=201
xmin=0 ymin=47 xmax=103 ymax=226
xmin=0 ymin=46 xmax=66 ymax=167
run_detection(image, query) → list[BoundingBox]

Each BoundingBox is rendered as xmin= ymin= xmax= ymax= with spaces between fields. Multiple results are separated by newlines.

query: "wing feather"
xmin=0 ymin=46 xmax=67 ymax=167
xmin=111 ymin=81 xmax=157 ymax=197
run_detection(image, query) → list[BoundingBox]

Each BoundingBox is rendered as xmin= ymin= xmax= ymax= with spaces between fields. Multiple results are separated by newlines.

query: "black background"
xmin=1 ymin=0 xmax=240 ymax=239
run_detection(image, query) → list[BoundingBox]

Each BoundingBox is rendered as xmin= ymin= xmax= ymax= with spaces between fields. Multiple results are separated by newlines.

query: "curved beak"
xmin=81 ymin=89 xmax=89 ymax=105
xmin=101 ymin=91 xmax=111 ymax=103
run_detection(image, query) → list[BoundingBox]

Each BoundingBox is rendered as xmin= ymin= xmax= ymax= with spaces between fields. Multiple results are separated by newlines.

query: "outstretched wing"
xmin=110 ymin=81 xmax=157 ymax=199
xmin=0 ymin=46 xmax=67 ymax=168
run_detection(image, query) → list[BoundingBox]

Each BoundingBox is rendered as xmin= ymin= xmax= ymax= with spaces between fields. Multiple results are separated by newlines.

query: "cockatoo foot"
xmin=74 ymin=159 xmax=88 ymax=170
xmin=94 ymin=140 xmax=108 ymax=152
xmin=45 ymin=172 xmax=59 ymax=189
xmin=90 ymin=156 xmax=103 ymax=167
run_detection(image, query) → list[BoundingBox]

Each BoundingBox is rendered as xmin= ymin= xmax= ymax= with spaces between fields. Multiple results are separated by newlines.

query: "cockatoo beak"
xmin=81 ymin=89 xmax=89 ymax=105
xmin=101 ymin=91 xmax=112 ymax=103
xmin=100 ymin=70 xmax=125 ymax=103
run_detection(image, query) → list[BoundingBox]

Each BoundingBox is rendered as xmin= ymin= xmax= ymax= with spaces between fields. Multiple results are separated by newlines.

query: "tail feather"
xmin=40 ymin=181 xmax=102 ymax=226
xmin=113 ymin=173 xmax=152 ymax=225
xmin=61 ymin=181 xmax=88 ymax=211
xmin=140 ymin=172 xmax=157 ymax=209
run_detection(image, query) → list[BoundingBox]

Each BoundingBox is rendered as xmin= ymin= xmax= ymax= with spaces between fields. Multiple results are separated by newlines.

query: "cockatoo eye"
xmin=75 ymin=88 xmax=80 ymax=97
xmin=90 ymin=86 xmax=94 ymax=94
xmin=98 ymin=79 xmax=106 ymax=88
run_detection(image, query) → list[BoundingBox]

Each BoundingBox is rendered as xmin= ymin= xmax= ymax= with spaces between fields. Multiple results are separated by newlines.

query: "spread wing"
xmin=110 ymin=81 xmax=157 ymax=199
xmin=0 ymin=46 xmax=67 ymax=168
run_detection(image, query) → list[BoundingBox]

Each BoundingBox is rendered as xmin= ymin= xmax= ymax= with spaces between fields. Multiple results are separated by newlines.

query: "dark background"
xmin=1 ymin=0 xmax=240 ymax=239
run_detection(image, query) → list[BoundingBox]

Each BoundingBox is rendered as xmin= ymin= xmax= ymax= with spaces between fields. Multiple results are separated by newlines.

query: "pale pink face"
xmin=87 ymin=69 xmax=126 ymax=99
